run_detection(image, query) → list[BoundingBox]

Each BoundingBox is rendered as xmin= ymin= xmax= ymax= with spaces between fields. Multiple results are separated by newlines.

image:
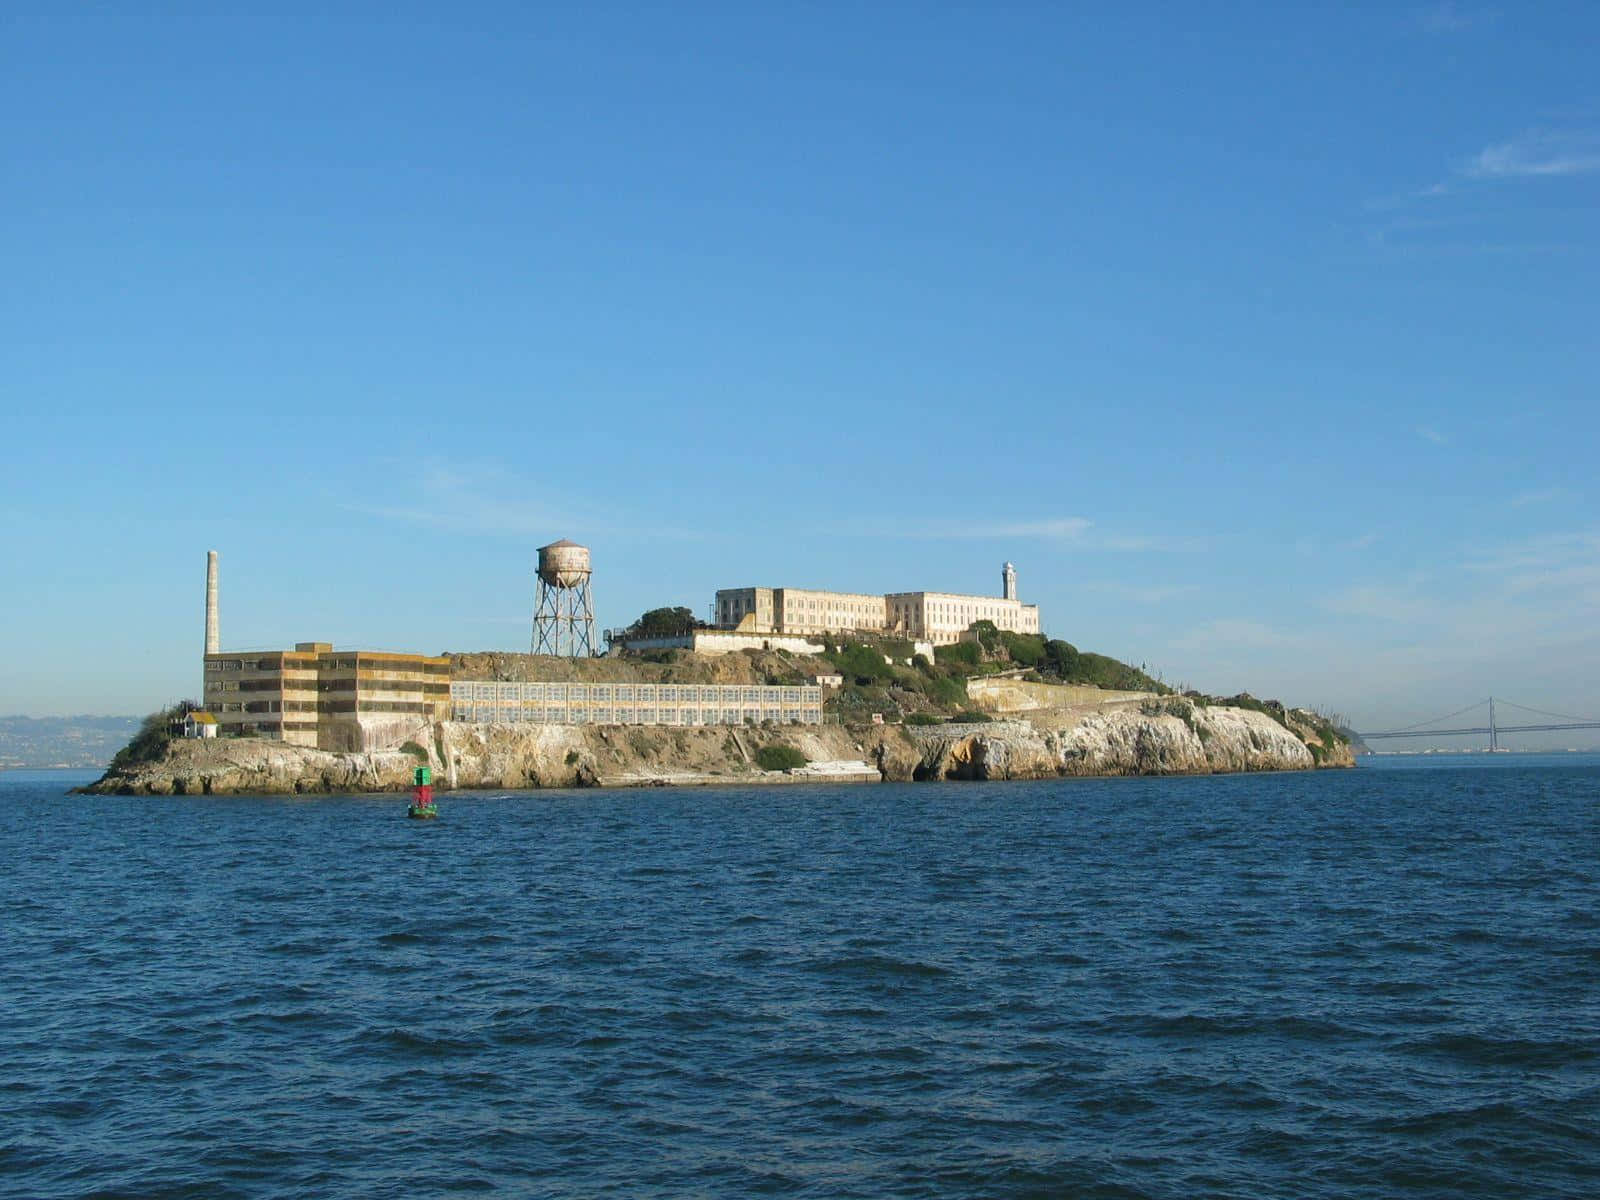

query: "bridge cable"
xmin=1375 ymin=698 xmax=1490 ymax=735
xmin=1492 ymin=698 xmax=1600 ymax=724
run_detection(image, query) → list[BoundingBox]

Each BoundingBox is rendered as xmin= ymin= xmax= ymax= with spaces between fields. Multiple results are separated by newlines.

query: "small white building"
xmin=183 ymin=711 xmax=219 ymax=739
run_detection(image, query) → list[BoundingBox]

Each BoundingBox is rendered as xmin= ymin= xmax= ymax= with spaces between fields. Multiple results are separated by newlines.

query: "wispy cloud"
xmin=1416 ymin=426 xmax=1448 ymax=445
xmin=1171 ymin=619 xmax=1316 ymax=653
xmin=1462 ymin=530 xmax=1600 ymax=577
xmin=1154 ymin=527 xmax=1600 ymax=725
xmin=1081 ymin=581 xmax=1200 ymax=605
xmin=340 ymin=461 xmax=706 ymax=540
xmin=1463 ymin=130 xmax=1600 ymax=179
xmin=1370 ymin=127 xmax=1600 ymax=241
xmin=1095 ymin=533 xmax=1212 ymax=553
xmin=873 ymin=516 xmax=1209 ymax=552
xmin=956 ymin=517 xmax=1094 ymax=539
xmin=344 ymin=463 xmax=573 ymax=536
xmin=1323 ymin=574 xmax=1434 ymax=623
xmin=1419 ymin=2 xmax=1493 ymax=34
xmin=1510 ymin=487 xmax=1566 ymax=508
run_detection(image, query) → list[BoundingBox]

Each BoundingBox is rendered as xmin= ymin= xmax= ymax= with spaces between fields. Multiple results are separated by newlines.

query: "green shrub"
xmin=936 ymin=641 xmax=982 ymax=669
xmin=1042 ymin=641 xmax=1169 ymax=693
xmin=624 ymin=606 xmax=703 ymax=638
xmin=1219 ymin=693 xmax=1290 ymax=729
xmin=968 ymin=620 xmax=1001 ymax=651
xmin=831 ymin=642 xmax=893 ymax=684
xmin=399 ymin=740 xmax=429 ymax=761
xmin=949 ymin=711 xmax=993 ymax=724
xmin=108 ymin=703 xmax=189 ymax=772
xmin=755 ymin=744 xmax=807 ymax=771
xmin=999 ymin=631 xmax=1045 ymax=666
xmin=904 ymin=713 xmax=944 ymax=726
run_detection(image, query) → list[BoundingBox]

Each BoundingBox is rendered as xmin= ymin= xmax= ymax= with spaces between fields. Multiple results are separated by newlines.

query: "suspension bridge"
xmin=1358 ymin=697 xmax=1600 ymax=751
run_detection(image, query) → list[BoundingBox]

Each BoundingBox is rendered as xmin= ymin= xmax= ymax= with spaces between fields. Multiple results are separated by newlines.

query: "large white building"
xmin=714 ymin=562 xmax=1040 ymax=646
xmin=716 ymin=587 xmax=887 ymax=637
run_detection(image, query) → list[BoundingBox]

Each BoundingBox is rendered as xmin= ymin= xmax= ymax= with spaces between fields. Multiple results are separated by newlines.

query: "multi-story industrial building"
xmin=714 ymin=562 xmax=1040 ymax=645
xmin=202 ymin=643 xmax=451 ymax=750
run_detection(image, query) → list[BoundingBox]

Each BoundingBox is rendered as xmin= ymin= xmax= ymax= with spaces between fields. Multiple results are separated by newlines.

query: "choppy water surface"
xmin=4 ymin=758 xmax=1598 ymax=1198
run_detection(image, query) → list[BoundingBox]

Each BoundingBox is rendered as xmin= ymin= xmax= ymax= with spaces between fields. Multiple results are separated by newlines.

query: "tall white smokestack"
xmin=205 ymin=550 xmax=220 ymax=655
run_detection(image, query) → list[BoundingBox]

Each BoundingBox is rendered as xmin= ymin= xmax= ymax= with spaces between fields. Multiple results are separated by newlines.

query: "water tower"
xmin=531 ymin=539 xmax=596 ymax=657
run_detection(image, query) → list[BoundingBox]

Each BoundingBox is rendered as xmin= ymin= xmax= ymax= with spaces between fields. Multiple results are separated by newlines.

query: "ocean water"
xmin=3 ymin=758 xmax=1597 ymax=1198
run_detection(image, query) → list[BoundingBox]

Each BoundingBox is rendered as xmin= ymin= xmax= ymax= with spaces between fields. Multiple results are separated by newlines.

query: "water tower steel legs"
xmin=532 ymin=576 xmax=595 ymax=657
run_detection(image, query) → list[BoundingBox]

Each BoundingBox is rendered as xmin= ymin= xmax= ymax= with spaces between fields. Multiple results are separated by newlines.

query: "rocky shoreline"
xmin=84 ymin=703 xmax=1350 ymax=795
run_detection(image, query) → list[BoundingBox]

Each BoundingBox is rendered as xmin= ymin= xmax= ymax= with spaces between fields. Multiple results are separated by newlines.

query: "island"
xmin=86 ymin=625 xmax=1353 ymax=795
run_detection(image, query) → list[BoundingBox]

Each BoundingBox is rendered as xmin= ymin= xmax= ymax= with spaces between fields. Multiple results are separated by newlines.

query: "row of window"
xmin=453 ymin=705 xmax=822 ymax=726
xmin=206 ymin=657 xmax=450 ymax=674
xmin=453 ymin=683 xmax=820 ymax=703
xmin=210 ymin=679 xmax=450 ymax=697
xmin=213 ymin=700 xmax=445 ymax=716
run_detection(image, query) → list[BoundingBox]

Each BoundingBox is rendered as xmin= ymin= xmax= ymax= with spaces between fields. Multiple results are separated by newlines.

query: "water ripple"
xmin=4 ymin=761 xmax=1599 ymax=1197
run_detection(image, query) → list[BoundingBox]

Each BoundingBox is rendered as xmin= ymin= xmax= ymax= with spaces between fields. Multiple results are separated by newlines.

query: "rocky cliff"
xmin=84 ymin=722 xmax=876 ymax=795
xmin=906 ymin=703 xmax=1347 ymax=781
xmin=85 ymin=699 xmax=1348 ymax=796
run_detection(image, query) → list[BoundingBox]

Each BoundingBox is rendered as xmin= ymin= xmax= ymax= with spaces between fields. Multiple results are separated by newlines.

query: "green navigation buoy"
xmin=407 ymin=765 xmax=437 ymax=819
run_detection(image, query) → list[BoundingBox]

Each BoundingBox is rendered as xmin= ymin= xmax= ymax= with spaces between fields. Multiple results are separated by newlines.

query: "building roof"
xmin=187 ymin=711 xmax=219 ymax=724
xmin=540 ymin=538 xmax=583 ymax=550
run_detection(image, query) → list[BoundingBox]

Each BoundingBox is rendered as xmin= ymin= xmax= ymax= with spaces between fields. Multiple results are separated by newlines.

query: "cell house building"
xmin=715 ymin=562 xmax=1040 ymax=645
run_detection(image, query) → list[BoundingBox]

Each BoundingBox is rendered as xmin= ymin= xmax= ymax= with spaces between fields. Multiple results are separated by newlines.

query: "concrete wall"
xmin=618 ymin=631 xmax=826 ymax=656
xmin=964 ymin=678 xmax=1154 ymax=713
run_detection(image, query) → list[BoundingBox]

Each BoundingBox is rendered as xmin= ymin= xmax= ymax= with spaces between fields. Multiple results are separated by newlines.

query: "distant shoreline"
xmin=1365 ymin=747 xmax=1600 ymax=756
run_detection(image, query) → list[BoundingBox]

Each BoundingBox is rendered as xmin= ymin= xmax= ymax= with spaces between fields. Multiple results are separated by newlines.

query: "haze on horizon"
xmin=3 ymin=3 xmax=1596 ymax=734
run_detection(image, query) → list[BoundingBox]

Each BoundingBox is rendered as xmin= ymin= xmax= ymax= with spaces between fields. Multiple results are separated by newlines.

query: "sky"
xmin=3 ymin=2 xmax=1597 ymax=738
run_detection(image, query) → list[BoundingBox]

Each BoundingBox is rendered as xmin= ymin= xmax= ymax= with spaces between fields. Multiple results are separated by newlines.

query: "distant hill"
xmin=1336 ymin=725 xmax=1372 ymax=755
xmin=0 ymin=715 xmax=141 ymax=769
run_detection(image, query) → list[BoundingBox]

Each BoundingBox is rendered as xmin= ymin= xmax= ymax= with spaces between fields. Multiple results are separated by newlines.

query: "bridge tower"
xmin=1489 ymin=696 xmax=1498 ymax=753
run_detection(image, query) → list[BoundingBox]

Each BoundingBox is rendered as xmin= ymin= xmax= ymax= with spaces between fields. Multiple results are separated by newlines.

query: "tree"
xmin=627 ymin=607 xmax=703 ymax=638
xmin=833 ymin=642 xmax=893 ymax=684
xmin=1044 ymin=639 xmax=1080 ymax=678
xmin=999 ymin=630 xmax=1044 ymax=666
xmin=968 ymin=619 xmax=1001 ymax=651
xmin=755 ymin=744 xmax=807 ymax=771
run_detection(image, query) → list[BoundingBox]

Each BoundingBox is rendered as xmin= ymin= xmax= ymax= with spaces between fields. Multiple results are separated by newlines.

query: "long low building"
xmin=203 ymin=643 xmax=824 ymax=749
xmin=715 ymin=561 xmax=1040 ymax=645
xmin=451 ymin=681 xmax=823 ymax=726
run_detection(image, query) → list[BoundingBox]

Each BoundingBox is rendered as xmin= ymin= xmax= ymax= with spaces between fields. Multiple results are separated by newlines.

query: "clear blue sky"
xmin=4 ymin=2 xmax=1597 ymax=734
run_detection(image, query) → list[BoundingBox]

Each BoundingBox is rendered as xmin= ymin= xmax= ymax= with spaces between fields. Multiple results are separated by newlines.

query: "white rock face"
xmin=90 ymin=704 xmax=1329 ymax=795
xmin=91 ymin=721 xmax=876 ymax=795
xmin=912 ymin=707 xmax=1314 ymax=780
